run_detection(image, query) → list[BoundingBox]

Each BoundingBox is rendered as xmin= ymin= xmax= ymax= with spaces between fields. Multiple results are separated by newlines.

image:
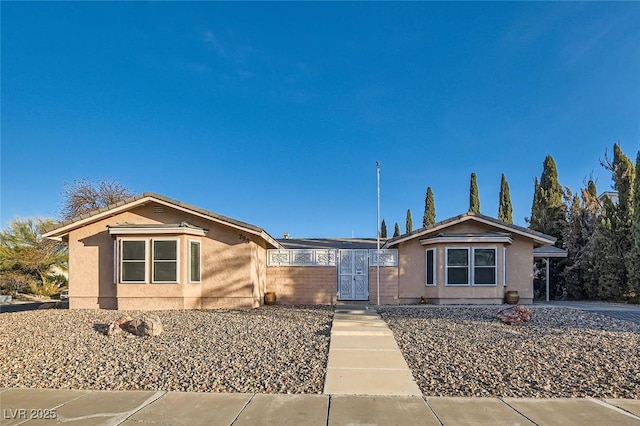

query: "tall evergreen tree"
xmin=380 ymin=219 xmax=387 ymax=238
xmin=469 ymin=173 xmax=480 ymax=213
xmin=529 ymin=177 xmax=541 ymax=225
xmin=596 ymin=143 xmax=636 ymax=300
xmin=594 ymin=198 xmax=623 ymax=300
xmin=498 ymin=174 xmax=513 ymax=223
xmin=423 ymin=187 xmax=436 ymax=227
xmin=406 ymin=209 xmax=413 ymax=233
xmin=602 ymin=143 xmax=636 ymax=300
xmin=393 ymin=222 xmax=401 ymax=238
xmin=529 ymin=155 xmax=565 ymax=240
xmin=562 ymin=183 xmax=599 ymax=300
xmin=529 ymin=155 xmax=566 ymax=299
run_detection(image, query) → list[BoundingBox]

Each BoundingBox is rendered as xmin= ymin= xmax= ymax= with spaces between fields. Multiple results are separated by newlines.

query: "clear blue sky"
xmin=2 ymin=2 xmax=639 ymax=238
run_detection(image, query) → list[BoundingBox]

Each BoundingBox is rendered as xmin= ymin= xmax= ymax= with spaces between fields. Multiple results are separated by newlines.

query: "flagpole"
xmin=376 ymin=161 xmax=381 ymax=306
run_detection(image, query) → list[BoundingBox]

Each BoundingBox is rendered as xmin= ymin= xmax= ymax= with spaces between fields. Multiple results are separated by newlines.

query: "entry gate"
xmin=338 ymin=249 xmax=369 ymax=301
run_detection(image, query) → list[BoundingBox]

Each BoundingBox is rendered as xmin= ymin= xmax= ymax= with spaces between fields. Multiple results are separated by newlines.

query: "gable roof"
xmin=42 ymin=192 xmax=282 ymax=248
xmin=382 ymin=212 xmax=556 ymax=248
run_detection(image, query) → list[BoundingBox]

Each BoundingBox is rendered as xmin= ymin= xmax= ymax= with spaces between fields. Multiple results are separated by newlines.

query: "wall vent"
xmin=153 ymin=206 xmax=164 ymax=214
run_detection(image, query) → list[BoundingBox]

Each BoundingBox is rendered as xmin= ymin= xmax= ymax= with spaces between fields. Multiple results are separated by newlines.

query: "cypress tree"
xmin=498 ymin=174 xmax=513 ymax=223
xmin=423 ymin=187 xmax=436 ymax=227
xmin=529 ymin=177 xmax=541 ymax=226
xmin=596 ymin=144 xmax=636 ymax=300
xmin=529 ymin=155 xmax=565 ymax=240
xmin=563 ymin=192 xmax=585 ymax=299
xmin=380 ymin=219 xmax=387 ymax=238
xmin=406 ymin=209 xmax=413 ymax=233
xmin=469 ymin=173 xmax=480 ymax=213
xmin=393 ymin=222 xmax=401 ymax=238
xmin=529 ymin=155 xmax=566 ymax=300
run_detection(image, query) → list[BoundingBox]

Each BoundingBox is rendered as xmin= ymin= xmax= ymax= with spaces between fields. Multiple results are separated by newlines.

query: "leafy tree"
xmin=423 ymin=187 xmax=436 ymax=227
xmin=61 ymin=178 xmax=133 ymax=220
xmin=469 ymin=173 xmax=480 ymax=213
xmin=498 ymin=174 xmax=513 ymax=223
xmin=393 ymin=222 xmax=401 ymax=237
xmin=405 ymin=209 xmax=413 ymax=233
xmin=0 ymin=218 xmax=68 ymax=296
xmin=380 ymin=219 xmax=387 ymax=238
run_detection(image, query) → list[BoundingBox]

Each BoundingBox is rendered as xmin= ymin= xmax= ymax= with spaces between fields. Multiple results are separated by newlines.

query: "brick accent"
xmin=266 ymin=267 xmax=337 ymax=305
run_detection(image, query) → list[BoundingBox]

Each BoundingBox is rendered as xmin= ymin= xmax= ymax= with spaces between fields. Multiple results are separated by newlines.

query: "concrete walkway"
xmin=2 ymin=388 xmax=640 ymax=425
xmin=323 ymin=304 xmax=421 ymax=396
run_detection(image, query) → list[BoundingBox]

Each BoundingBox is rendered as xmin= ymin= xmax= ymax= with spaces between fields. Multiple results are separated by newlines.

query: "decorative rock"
xmin=105 ymin=315 xmax=133 ymax=336
xmin=496 ymin=305 xmax=533 ymax=325
xmin=130 ymin=314 xmax=163 ymax=337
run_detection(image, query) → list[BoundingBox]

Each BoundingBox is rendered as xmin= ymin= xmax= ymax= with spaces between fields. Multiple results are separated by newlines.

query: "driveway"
xmin=535 ymin=300 xmax=640 ymax=324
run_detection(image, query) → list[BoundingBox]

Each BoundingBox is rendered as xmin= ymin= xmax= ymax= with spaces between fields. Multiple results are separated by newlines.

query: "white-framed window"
xmin=503 ymin=247 xmax=507 ymax=287
xmin=121 ymin=239 xmax=148 ymax=283
xmin=426 ymin=248 xmax=436 ymax=286
xmin=189 ymin=240 xmax=201 ymax=283
xmin=473 ymin=248 xmax=496 ymax=286
xmin=445 ymin=247 xmax=497 ymax=286
xmin=446 ymin=248 xmax=470 ymax=285
xmin=152 ymin=239 xmax=179 ymax=283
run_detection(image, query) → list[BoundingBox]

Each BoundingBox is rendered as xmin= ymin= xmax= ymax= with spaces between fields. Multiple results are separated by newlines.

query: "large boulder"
xmin=496 ymin=305 xmax=533 ymax=325
xmin=129 ymin=314 xmax=163 ymax=337
xmin=105 ymin=315 xmax=134 ymax=336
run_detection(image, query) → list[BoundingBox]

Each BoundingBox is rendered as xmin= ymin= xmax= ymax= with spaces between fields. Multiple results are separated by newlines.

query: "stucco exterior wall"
xmin=266 ymin=267 xmax=337 ymax=305
xmin=67 ymin=202 xmax=263 ymax=310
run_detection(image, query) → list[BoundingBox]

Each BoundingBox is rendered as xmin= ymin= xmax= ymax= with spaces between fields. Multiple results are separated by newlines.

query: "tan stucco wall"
xmin=266 ymin=267 xmax=337 ymax=305
xmin=67 ymin=202 xmax=264 ymax=310
xmin=395 ymin=221 xmax=535 ymax=304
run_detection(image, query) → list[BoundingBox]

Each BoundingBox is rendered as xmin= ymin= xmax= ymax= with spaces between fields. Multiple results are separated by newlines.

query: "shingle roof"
xmin=383 ymin=212 xmax=556 ymax=248
xmin=534 ymin=245 xmax=568 ymax=258
xmin=278 ymin=238 xmax=383 ymax=250
xmin=43 ymin=192 xmax=281 ymax=248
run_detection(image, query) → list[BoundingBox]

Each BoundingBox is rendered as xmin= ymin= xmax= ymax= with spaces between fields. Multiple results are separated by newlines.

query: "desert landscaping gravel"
xmin=0 ymin=306 xmax=332 ymax=393
xmin=378 ymin=306 xmax=640 ymax=399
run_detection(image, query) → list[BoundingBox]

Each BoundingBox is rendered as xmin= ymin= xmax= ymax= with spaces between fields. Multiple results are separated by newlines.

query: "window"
xmin=474 ymin=248 xmax=496 ymax=285
xmin=426 ymin=248 xmax=436 ymax=286
xmin=121 ymin=240 xmax=147 ymax=283
xmin=446 ymin=248 xmax=469 ymax=285
xmin=189 ymin=241 xmax=201 ymax=283
xmin=503 ymin=247 xmax=507 ymax=287
xmin=445 ymin=247 xmax=498 ymax=286
xmin=152 ymin=240 xmax=178 ymax=283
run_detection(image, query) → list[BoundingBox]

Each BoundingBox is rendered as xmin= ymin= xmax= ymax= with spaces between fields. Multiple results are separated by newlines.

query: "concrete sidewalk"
xmin=2 ymin=388 xmax=640 ymax=425
xmin=323 ymin=305 xmax=421 ymax=396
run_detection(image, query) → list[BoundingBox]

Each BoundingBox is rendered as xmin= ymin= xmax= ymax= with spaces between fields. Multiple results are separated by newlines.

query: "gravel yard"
xmin=0 ymin=306 xmax=332 ymax=393
xmin=378 ymin=307 xmax=640 ymax=399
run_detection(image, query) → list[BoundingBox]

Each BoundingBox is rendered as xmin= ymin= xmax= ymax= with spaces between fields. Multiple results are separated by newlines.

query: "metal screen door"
xmin=338 ymin=249 xmax=369 ymax=301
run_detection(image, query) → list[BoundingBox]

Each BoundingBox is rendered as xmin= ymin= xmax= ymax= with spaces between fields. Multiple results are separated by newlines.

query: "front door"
xmin=338 ymin=249 xmax=369 ymax=301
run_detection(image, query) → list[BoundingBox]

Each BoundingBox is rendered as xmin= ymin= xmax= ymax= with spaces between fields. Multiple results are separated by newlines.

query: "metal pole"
xmin=545 ymin=258 xmax=550 ymax=302
xmin=376 ymin=161 xmax=381 ymax=306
